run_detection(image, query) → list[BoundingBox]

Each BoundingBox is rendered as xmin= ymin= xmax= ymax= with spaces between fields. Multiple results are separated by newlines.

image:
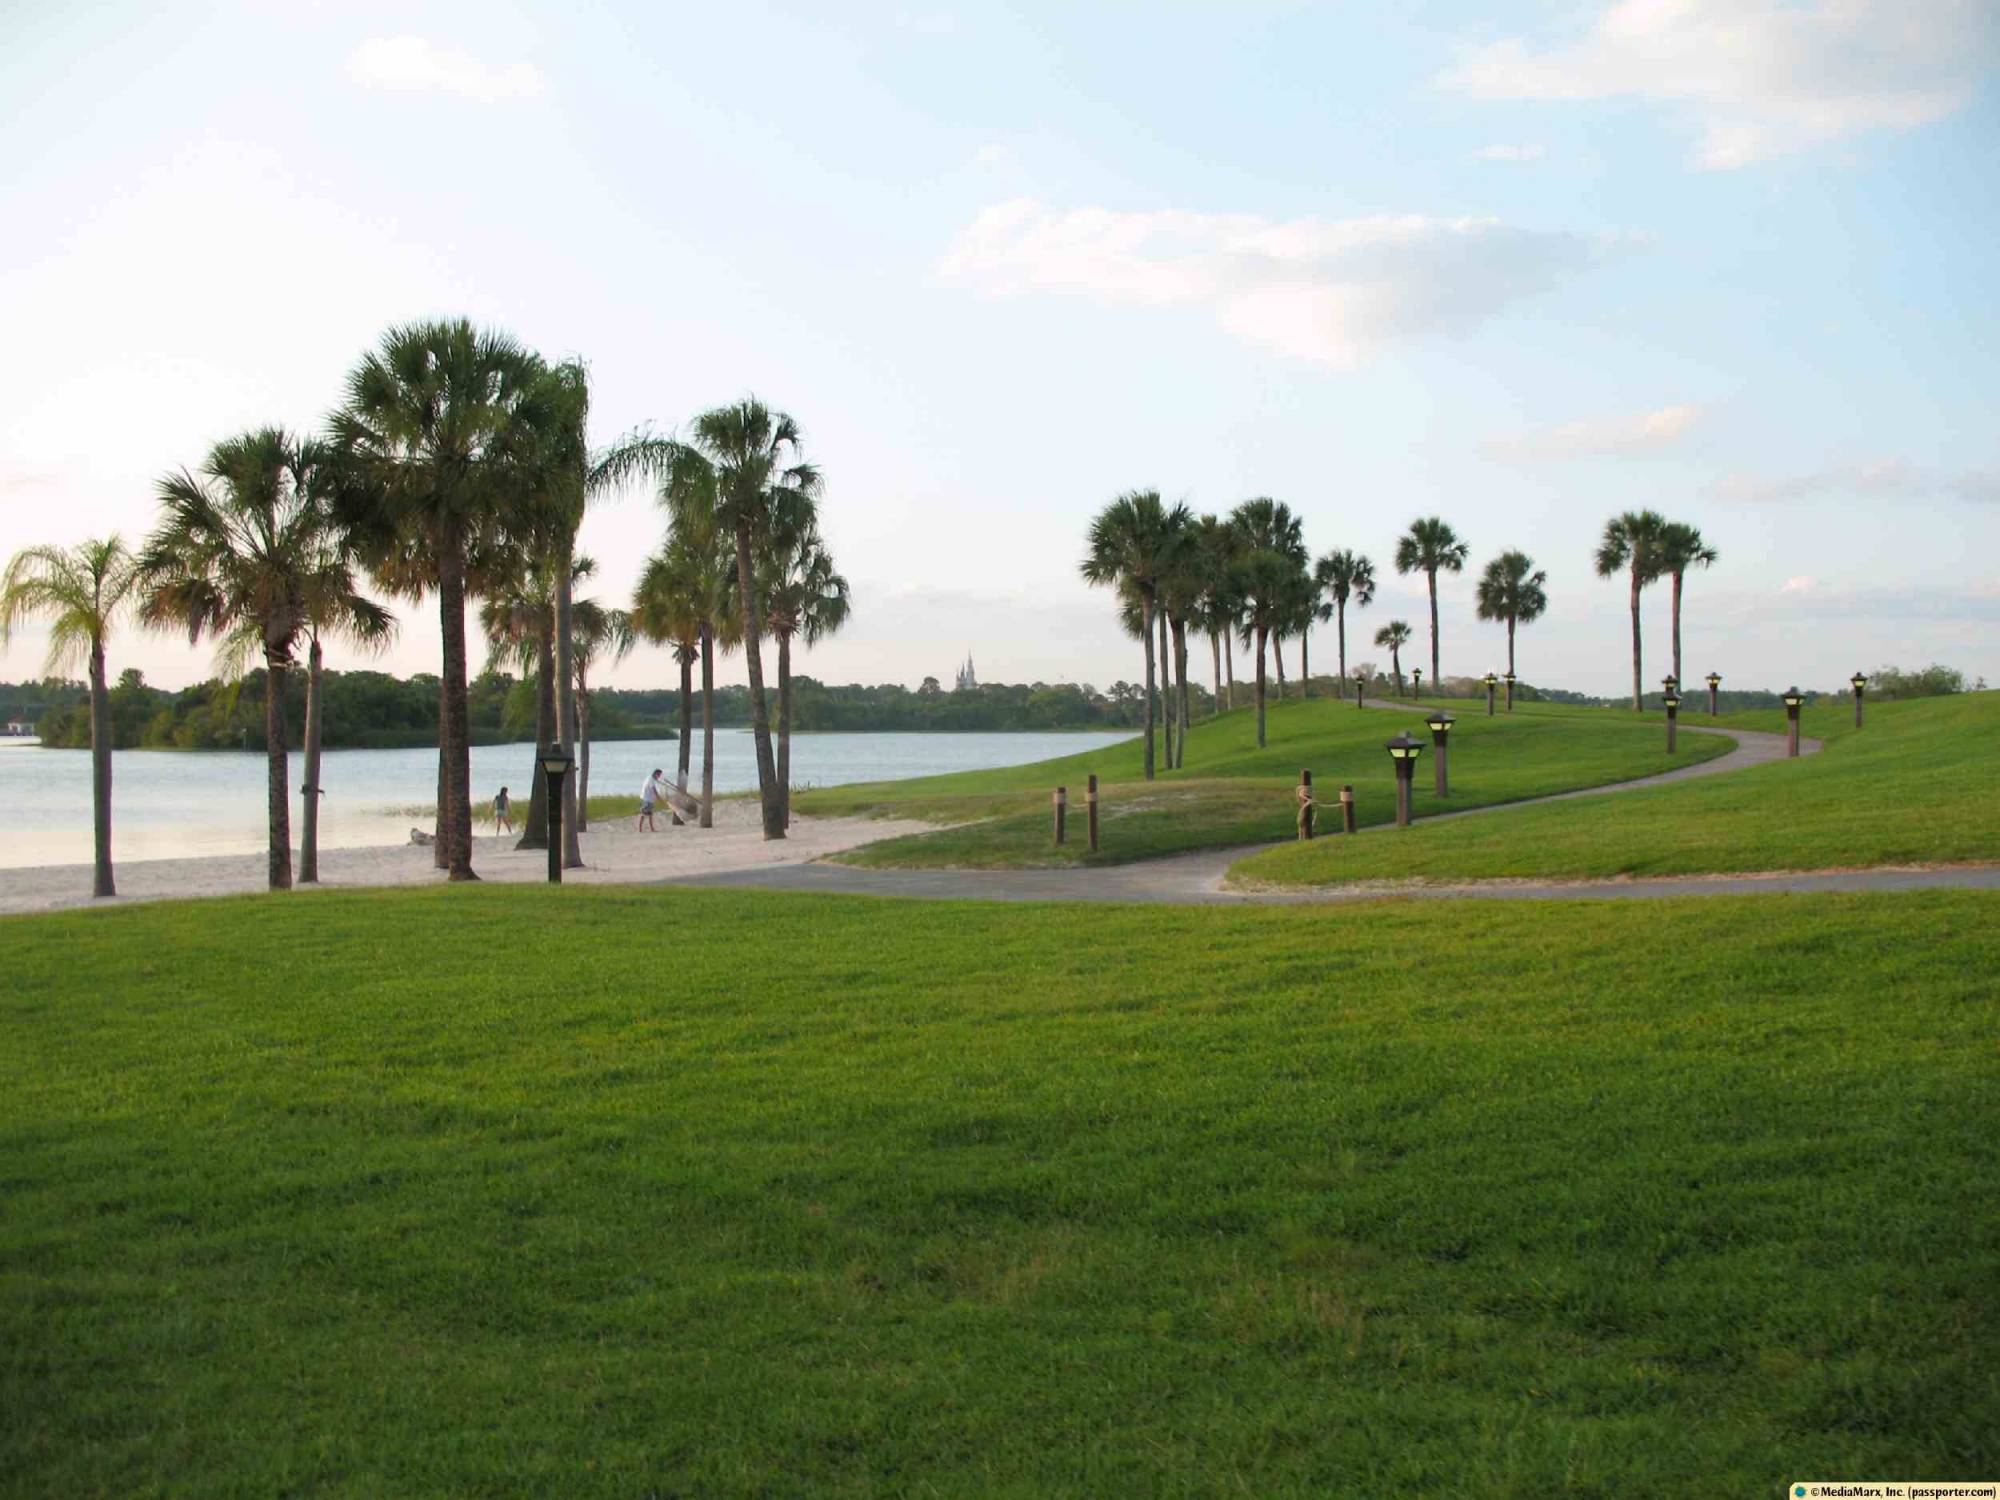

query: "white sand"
xmin=0 ymin=800 xmax=930 ymax=916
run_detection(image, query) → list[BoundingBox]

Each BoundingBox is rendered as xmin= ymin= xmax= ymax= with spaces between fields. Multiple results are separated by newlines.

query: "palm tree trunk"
xmin=1671 ymin=569 xmax=1685 ymax=684
xmin=1224 ymin=638 xmax=1236 ymax=711
xmin=1155 ymin=606 xmax=1173 ymax=771
xmin=1629 ymin=566 xmax=1643 ymax=711
xmin=1507 ymin=616 xmax=1517 ymax=677
xmin=263 ymin=655 xmax=292 ymax=891
xmin=1300 ymin=628 xmax=1311 ymax=697
xmin=1254 ymin=625 xmax=1268 ymax=748
xmin=577 ymin=677 xmax=591 ymax=831
xmin=518 ymin=625 xmax=555 ymax=851
xmin=1209 ymin=628 xmax=1222 ymax=715
xmin=437 ymin=524 xmax=477 ymax=880
xmin=1274 ymin=634 xmax=1287 ymax=700
xmin=1139 ymin=598 xmax=1156 ymax=781
xmin=555 ymin=540 xmax=582 ymax=868
xmin=699 ymin=624 xmax=715 ymax=829
xmin=1428 ymin=571 xmax=1441 ymax=687
xmin=432 ymin=694 xmax=448 ymax=870
xmin=777 ymin=631 xmax=794 ymax=826
xmin=732 ymin=519 xmax=784 ymax=840
xmin=1336 ymin=601 xmax=1348 ymax=682
xmin=300 ymin=637 xmax=324 ymax=884
xmin=88 ymin=641 xmax=114 ymax=898
xmin=1173 ymin=617 xmax=1191 ymax=766
xmin=674 ymin=649 xmax=692 ymax=826
xmin=1392 ymin=647 xmax=1403 ymax=695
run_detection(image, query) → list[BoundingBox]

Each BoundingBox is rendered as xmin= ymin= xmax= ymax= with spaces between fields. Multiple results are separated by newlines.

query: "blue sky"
xmin=3 ymin=0 xmax=1996 ymax=697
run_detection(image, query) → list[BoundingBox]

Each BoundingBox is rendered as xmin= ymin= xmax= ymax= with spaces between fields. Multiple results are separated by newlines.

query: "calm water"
xmin=0 ymin=731 xmax=1132 ymax=868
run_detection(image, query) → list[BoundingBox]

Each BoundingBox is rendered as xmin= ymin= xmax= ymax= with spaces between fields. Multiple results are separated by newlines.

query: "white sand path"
xmin=0 ymin=800 xmax=931 ymax=916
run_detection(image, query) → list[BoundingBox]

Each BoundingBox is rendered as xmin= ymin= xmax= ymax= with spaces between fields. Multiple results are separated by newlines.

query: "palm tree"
xmin=1227 ymin=497 xmax=1305 ymax=748
xmin=139 ymin=429 xmax=382 ymax=891
xmin=571 ymin=597 xmax=634 ymax=826
xmin=1374 ymin=620 xmax=1413 ymax=696
xmin=1314 ymin=549 xmax=1375 ymax=683
xmin=764 ymin=525 xmax=850 ymax=823
xmin=1595 ymin=509 xmax=1670 ymax=710
xmin=1 ymin=536 xmax=138 ymax=897
xmin=1191 ymin=514 xmax=1242 ymax=713
xmin=478 ymin=555 xmax=569 ymax=850
xmin=331 ymin=319 xmax=543 ymax=879
xmin=1658 ymin=522 xmax=1718 ymax=685
xmin=1474 ymin=551 xmax=1549 ymax=684
xmin=1081 ymin=489 xmax=1192 ymax=779
xmin=633 ymin=522 xmax=733 ymax=828
xmin=631 ymin=547 xmax=702 ymax=825
xmin=1394 ymin=517 xmax=1469 ymax=689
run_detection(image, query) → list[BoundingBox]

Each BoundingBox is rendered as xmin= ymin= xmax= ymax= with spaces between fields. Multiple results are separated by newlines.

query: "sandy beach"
xmin=0 ymin=800 xmax=930 ymax=916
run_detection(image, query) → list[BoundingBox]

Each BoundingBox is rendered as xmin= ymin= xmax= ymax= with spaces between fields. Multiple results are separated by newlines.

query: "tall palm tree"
xmin=1595 ymin=509 xmax=1670 ymax=711
xmin=1191 ymin=513 xmax=1242 ymax=714
xmin=1 ymin=536 xmax=138 ymax=897
xmin=633 ymin=522 xmax=733 ymax=828
xmin=331 ymin=319 xmax=543 ymax=879
xmin=1394 ymin=517 xmax=1469 ymax=689
xmin=764 ymin=525 xmax=850 ymax=823
xmin=1374 ymin=620 xmax=1413 ymax=696
xmin=478 ymin=554 xmax=571 ymax=851
xmin=139 ymin=428 xmax=382 ymax=891
xmin=1314 ymin=549 xmax=1375 ymax=683
xmin=1474 ymin=550 xmax=1548 ymax=683
xmin=571 ymin=597 xmax=634 ymax=826
xmin=631 ymin=547 xmax=702 ymax=826
xmin=1658 ymin=522 xmax=1718 ymax=685
xmin=1227 ymin=497 xmax=1305 ymax=748
xmin=1081 ymin=489 xmax=1192 ymax=779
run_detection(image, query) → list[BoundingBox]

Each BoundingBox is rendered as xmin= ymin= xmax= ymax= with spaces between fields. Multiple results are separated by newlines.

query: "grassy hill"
xmin=794 ymin=693 xmax=1729 ymax=868
xmin=3 ymin=884 xmax=1994 ymax=1495
xmin=1235 ymin=691 xmax=2000 ymax=888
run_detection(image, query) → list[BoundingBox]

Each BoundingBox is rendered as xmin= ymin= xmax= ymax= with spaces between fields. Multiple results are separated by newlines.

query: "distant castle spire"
xmin=955 ymin=653 xmax=977 ymax=691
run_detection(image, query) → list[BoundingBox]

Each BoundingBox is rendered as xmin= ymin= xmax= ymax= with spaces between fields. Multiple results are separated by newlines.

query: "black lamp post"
xmin=1503 ymin=669 xmax=1517 ymax=712
xmin=1354 ymin=670 xmax=1367 ymax=709
xmin=1385 ymin=732 xmax=1423 ymax=827
xmin=1661 ymin=672 xmax=1679 ymax=700
xmin=1482 ymin=671 xmax=1497 ymax=716
xmin=1661 ymin=689 xmax=1681 ymax=752
xmin=1412 ymin=667 xmax=1423 ymax=700
xmin=1850 ymin=672 xmax=1867 ymax=729
xmin=1705 ymin=671 xmax=1721 ymax=716
xmin=1782 ymin=687 xmax=1803 ymax=759
xmin=1424 ymin=709 xmax=1455 ymax=797
xmin=539 ymin=743 xmax=574 ymax=883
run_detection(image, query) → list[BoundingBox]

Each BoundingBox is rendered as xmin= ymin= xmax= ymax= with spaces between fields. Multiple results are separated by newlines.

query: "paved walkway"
xmin=657 ymin=718 xmax=1999 ymax=905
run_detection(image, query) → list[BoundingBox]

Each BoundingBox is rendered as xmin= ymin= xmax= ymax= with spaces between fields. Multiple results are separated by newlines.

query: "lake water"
xmin=0 ymin=730 xmax=1132 ymax=868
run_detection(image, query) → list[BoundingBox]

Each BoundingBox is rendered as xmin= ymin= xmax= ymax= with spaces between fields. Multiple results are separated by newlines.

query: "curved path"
xmin=657 ymin=721 xmax=1999 ymax=905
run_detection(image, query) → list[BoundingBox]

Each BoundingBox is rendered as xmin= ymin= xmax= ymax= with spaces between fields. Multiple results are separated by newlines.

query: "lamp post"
xmin=1661 ymin=689 xmax=1681 ymax=752
xmin=1412 ymin=667 xmax=1423 ymax=700
xmin=1706 ymin=671 xmax=1721 ymax=716
xmin=1482 ymin=671 xmax=1497 ymax=716
xmin=1661 ymin=672 xmax=1679 ymax=700
xmin=1354 ymin=670 xmax=1367 ymax=709
xmin=539 ymin=743 xmax=574 ymax=883
xmin=1503 ymin=670 xmax=1517 ymax=713
xmin=1851 ymin=672 xmax=1867 ymax=729
xmin=1385 ymin=732 xmax=1423 ymax=828
xmin=1782 ymin=687 xmax=1803 ymax=759
xmin=1424 ymin=709 xmax=1455 ymax=797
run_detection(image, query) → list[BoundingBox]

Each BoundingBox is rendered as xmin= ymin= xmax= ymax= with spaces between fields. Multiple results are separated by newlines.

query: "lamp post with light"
xmin=1386 ymin=733 xmax=1423 ymax=827
xmin=1482 ymin=672 xmax=1497 ymax=716
xmin=1706 ymin=671 xmax=1721 ymax=716
xmin=1424 ymin=710 xmax=1455 ymax=797
xmin=1662 ymin=688 xmax=1681 ymax=752
xmin=1354 ymin=670 xmax=1367 ymax=709
xmin=1412 ymin=667 xmax=1422 ymax=700
xmin=1782 ymin=688 xmax=1804 ymax=758
xmin=1851 ymin=672 xmax=1867 ymax=729
xmin=1503 ymin=670 xmax=1517 ymax=712
xmin=539 ymin=743 xmax=574 ymax=883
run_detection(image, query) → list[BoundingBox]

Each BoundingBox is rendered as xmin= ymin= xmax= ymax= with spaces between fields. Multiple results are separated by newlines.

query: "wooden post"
xmin=1297 ymin=768 xmax=1314 ymax=840
xmin=1854 ymin=689 xmax=1864 ymax=729
xmin=1340 ymin=784 xmax=1356 ymax=834
xmin=1053 ymin=785 xmax=1067 ymax=845
xmin=1086 ymin=774 xmax=1099 ymax=853
xmin=1434 ymin=738 xmax=1449 ymax=798
xmin=1787 ymin=705 xmax=1800 ymax=758
xmin=1666 ymin=703 xmax=1678 ymax=752
xmin=1395 ymin=763 xmax=1413 ymax=828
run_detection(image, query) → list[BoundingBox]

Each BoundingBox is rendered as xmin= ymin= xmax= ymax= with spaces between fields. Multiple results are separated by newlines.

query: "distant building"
xmin=954 ymin=654 xmax=977 ymax=692
xmin=3 ymin=717 xmax=34 ymax=737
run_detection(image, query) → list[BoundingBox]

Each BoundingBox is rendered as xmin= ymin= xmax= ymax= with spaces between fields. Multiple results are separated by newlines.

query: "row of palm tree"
xmin=1595 ymin=512 xmax=1718 ymax=709
xmin=2 ymin=323 xmax=850 ymax=898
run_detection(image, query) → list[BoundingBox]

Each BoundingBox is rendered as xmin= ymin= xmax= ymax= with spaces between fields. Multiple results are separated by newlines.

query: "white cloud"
xmin=1475 ymin=143 xmax=1547 ymax=162
xmin=936 ymin=198 xmax=1613 ymax=365
xmin=1440 ymin=0 xmax=1999 ymax=168
xmin=347 ymin=36 xmax=546 ymax=103
xmin=1486 ymin=402 xmax=1703 ymax=459
xmin=1714 ymin=460 xmax=2000 ymax=504
xmin=1781 ymin=576 xmax=1817 ymax=594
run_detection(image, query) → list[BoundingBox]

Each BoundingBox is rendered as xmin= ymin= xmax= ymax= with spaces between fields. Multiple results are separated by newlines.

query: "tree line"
xmin=0 ymin=319 xmax=853 ymax=898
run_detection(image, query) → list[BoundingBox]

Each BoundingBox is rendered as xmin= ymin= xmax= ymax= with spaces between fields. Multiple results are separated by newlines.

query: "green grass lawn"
xmin=4 ymin=884 xmax=1995 ymax=1495
xmin=796 ymin=693 xmax=1729 ymax=868
xmin=1234 ymin=691 xmax=2000 ymax=889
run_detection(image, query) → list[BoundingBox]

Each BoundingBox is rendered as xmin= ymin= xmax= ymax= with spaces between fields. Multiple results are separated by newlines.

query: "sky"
xmin=2 ymin=0 xmax=1997 ymax=699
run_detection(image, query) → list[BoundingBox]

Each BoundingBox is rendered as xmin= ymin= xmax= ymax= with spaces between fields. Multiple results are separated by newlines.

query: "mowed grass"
xmin=4 ymin=885 xmax=1996 ymax=1496
xmin=796 ymin=693 xmax=1728 ymax=867
xmin=1235 ymin=691 xmax=2000 ymax=888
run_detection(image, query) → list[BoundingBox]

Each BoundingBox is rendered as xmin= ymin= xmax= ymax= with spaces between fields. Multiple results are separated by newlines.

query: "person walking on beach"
xmin=638 ymin=768 xmax=665 ymax=832
xmin=492 ymin=786 xmax=513 ymax=835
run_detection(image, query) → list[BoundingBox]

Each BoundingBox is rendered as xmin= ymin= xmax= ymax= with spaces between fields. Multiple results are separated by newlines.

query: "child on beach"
xmin=493 ymin=786 xmax=513 ymax=834
xmin=638 ymin=769 xmax=665 ymax=831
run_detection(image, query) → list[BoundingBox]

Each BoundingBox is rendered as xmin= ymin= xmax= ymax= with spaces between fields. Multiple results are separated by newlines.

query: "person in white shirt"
xmin=638 ymin=769 xmax=665 ymax=832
